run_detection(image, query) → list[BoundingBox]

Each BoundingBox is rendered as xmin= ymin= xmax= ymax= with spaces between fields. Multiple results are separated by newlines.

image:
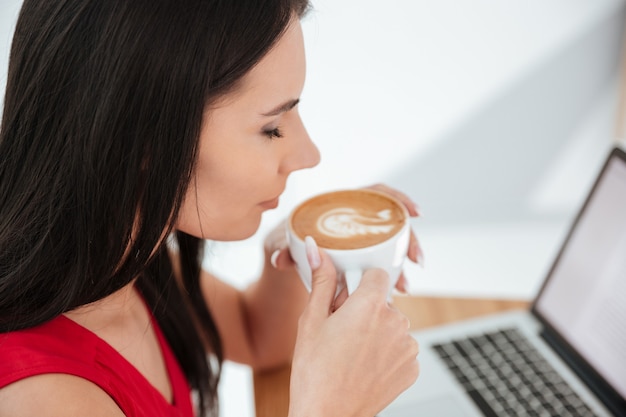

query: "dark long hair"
xmin=0 ymin=0 xmax=310 ymax=415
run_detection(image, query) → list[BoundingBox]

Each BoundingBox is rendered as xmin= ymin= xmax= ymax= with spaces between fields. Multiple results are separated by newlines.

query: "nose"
xmin=281 ymin=114 xmax=320 ymax=174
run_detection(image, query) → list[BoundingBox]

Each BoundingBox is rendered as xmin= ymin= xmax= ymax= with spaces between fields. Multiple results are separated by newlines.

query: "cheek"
xmin=197 ymin=153 xmax=261 ymax=205
xmin=176 ymin=151 xmax=271 ymax=238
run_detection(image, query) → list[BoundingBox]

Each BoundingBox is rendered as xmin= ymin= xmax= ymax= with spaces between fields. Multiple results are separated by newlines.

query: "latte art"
xmin=317 ymin=208 xmax=395 ymax=238
xmin=290 ymin=189 xmax=407 ymax=250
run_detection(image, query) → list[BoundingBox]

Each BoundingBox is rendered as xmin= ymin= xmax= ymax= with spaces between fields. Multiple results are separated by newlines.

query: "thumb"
xmin=305 ymin=236 xmax=338 ymax=319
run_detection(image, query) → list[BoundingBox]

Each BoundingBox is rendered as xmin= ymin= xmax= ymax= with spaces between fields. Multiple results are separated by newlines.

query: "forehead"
xmin=222 ymin=19 xmax=306 ymax=105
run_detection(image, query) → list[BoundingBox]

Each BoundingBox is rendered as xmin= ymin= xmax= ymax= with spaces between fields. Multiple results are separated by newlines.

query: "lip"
xmin=259 ymin=196 xmax=280 ymax=210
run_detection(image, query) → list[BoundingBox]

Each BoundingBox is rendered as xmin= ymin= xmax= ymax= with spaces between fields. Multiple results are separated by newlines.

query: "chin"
xmin=211 ymin=216 xmax=263 ymax=242
xmin=177 ymin=210 xmax=263 ymax=241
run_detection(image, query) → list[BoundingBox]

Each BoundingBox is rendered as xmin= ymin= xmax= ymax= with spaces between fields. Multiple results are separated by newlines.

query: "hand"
xmin=264 ymin=184 xmax=424 ymax=277
xmin=365 ymin=183 xmax=424 ymax=293
xmin=263 ymin=219 xmax=296 ymax=272
xmin=289 ymin=238 xmax=420 ymax=417
xmin=259 ymin=217 xmax=307 ymax=303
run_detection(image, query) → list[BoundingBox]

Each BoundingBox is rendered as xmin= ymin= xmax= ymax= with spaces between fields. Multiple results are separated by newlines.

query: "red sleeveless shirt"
xmin=0 ymin=313 xmax=194 ymax=417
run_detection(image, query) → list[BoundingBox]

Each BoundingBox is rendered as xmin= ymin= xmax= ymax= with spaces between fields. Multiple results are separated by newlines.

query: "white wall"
xmin=224 ymin=0 xmax=626 ymax=299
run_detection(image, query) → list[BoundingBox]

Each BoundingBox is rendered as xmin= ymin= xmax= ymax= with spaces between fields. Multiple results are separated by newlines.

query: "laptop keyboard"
xmin=432 ymin=328 xmax=597 ymax=417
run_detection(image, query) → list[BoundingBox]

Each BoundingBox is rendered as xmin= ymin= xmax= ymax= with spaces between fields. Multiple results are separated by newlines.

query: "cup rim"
xmin=287 ymin=188 xmax=410 ymax=250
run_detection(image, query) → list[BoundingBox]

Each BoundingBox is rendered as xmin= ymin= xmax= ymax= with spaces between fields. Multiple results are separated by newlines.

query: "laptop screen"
xmin=534 ymin=147 xmax=626 ymax=400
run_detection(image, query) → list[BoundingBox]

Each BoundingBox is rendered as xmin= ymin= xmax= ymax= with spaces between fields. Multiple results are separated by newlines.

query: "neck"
xmin=64 ymin=280 xmax=147 ymax=333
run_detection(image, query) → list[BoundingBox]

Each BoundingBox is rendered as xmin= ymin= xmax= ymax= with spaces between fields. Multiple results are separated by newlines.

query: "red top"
xmin=0 ymin=312 xmax=194 ymax=417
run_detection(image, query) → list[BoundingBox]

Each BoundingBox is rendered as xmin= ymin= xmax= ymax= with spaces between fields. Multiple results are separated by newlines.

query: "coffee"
xmin=289 ymin=189 xmax=406 ymax=250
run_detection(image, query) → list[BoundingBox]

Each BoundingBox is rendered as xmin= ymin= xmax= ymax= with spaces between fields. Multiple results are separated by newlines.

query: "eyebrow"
xmin=261 ymin=98 xmax=300 ymax=117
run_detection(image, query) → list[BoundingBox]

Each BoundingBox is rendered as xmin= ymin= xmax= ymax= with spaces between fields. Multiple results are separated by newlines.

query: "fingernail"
xmin=270 ymin=249 xmax=281 ymax=268
xmin=414 ymin=203 xmax=423 ymax=217
xmin=417 ymin=252 xmax=425 ymax=268
xmin=304 ymin=236 xmax=321 ymax=269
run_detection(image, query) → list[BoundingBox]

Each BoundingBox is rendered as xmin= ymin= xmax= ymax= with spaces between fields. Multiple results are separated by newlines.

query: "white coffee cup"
xmin=286 ymin=189 xmax=410 ymax=298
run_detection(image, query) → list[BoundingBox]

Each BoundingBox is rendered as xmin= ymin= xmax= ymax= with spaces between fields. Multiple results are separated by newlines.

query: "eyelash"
xmin=263 ymin=127 xmax=284 ymax=140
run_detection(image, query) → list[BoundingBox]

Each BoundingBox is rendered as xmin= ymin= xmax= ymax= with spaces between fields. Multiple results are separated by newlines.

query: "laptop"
xmin=381 ymin=146 xmax=626 ymax=417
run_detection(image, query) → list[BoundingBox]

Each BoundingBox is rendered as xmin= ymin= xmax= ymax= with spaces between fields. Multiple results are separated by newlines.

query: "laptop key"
xmin=432 ymin=328 xmax=599 ymax=417
xmin=466 ymin=389 xmax=499 ymax=417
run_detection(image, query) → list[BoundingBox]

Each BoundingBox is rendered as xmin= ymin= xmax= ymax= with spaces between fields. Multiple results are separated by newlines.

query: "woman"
xmin=0 ymin=1 xmax=421 ymax=416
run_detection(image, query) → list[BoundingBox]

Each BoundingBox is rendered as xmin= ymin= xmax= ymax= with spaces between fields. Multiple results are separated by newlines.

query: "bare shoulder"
xmin=0 ymin=373 xmax=125 ymax=417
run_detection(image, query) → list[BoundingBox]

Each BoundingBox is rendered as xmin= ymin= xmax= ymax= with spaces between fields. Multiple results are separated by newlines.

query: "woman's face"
xmin=176 ymin=19 xmax=320 ymax=241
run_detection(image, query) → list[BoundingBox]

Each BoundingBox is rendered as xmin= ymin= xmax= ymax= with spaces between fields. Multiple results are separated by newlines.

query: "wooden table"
xmin=253 ymin=295 xmax=530 ymax=417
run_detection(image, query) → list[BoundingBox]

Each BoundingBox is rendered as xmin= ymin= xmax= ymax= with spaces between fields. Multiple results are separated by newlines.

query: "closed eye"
xmin=263 ymin=127 xmax=283 ymax=139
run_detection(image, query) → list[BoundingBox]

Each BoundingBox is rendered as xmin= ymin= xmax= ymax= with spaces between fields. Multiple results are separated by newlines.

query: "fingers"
xmin=354 ymin=268 xmax=391 ymax=302
xmin=305 ymin=236 xmax=338 ymax=320
xmin=364 ymin=183 xmax=424 ymax=266
xmin=366 ymin=184 xmax=421 ymax=217
xmin=264 ymin=219 xmax=288 ymax=252
xmin=332 ymin=285 xmax=349 ymax=312
xmin=264 ymin=219 xmax=298 ymax=271
xmin=270 ymin=247 xmax=295 ymax=270
xmin=401 ymin=337 xmax=421 ymax=388
xmin=395 ymin=274 xmax=410 ymax=294
xmin=408 ymin=231 xmax=424 ymax=267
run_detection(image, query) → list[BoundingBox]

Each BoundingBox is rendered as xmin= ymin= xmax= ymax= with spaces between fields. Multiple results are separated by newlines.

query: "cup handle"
xmin=345 ymin=269 xmax=362 ymax=295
